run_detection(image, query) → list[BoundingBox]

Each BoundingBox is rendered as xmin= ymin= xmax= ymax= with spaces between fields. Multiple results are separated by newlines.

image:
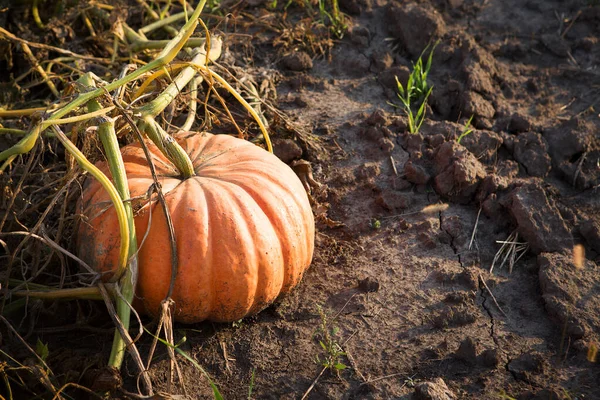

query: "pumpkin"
xmin=77 ymin=132 xmax=315 ymax=323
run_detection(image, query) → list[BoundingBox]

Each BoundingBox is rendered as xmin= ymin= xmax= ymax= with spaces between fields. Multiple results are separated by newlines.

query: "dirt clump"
xmin=281 ymin=51 xmax=313 ymax=71
xmin=414 ymin=377 xmax=456 ymax=400
xmin=538 ymin=252 xmax=600 ymax=344
xmin=384 ymin=2 xmax=447 ymax=58
xmin=433 ymin=141 xmax=487 ymax=204
xmin=499 ymin=182 xmax=572 ymax=254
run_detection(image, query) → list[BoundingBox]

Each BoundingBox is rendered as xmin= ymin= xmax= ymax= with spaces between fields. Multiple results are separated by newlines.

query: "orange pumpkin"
xmin=77 ymin=132 xmax=315 ymax=323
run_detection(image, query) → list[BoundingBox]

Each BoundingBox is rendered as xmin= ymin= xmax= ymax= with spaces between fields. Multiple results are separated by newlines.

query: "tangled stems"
xmin=0 ymin=0 xmax=208 ymax=172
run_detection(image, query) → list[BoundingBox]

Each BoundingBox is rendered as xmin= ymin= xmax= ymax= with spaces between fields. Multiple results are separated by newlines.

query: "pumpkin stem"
xmin=133 ymin=40 xmax=222 ymax=179
xmin=139 ymin=116 xmax=196 ymax=179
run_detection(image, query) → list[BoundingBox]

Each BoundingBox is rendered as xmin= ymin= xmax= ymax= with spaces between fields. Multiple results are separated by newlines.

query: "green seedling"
xmin=35 ymin=339 xmax=50 ymax=362
xmin=395 ymin=78 xmax=432 ymax=134
xmin=247 ymin=367 xmax=256 ymax=399
xmin=456 ymin=115 xmax=474 ymax=144
xmin=314 ymin=305 xmax=347 ymax=374
xmin=370 ymin=218 xmax=382 ymax=230
xmin=410 ymin=41 xmax=438 ymax=102
xmin=317 ymin=0 xmax=347 ymax=39
xmin=393 ymin=42 xmax=438 ymax=134
xmin=299 ymin=0 xmax=347 ymax=39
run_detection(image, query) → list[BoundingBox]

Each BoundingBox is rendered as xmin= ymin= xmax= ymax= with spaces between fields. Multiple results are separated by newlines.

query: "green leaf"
xmin=36 ymin=338 xmax=49 ymax=361
xmin=334 ymin=362 xmax=347 ymax=370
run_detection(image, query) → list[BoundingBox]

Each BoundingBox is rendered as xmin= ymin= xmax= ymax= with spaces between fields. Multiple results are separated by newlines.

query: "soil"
xmin=1 ymin=0 xmax=600 ymax=399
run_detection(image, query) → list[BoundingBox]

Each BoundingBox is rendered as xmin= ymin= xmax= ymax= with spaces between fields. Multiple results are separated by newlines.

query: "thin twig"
xmin=97 ymin=283 xmax=153 ymax=395
xmin=359 ymin=372 xmax=407 ymax=386
xmin=469 ymin=206 xmax=482 ymax=250
xmin=20 ymin=43 xmax=59 ymax=97
xmin=0 ymin=27 xmax=109 ymax=63
xmin=389 ymin=155 xmax=398 ymax=176
xmin=561 ymin=10 xmax=582 ymax=38
xmin=300 ymin=367 xmax=327 ymax=400
xmin=344 ymin=348 xmax=366 ymax=382
xmin=479 ymin=274 xmax=507 ymax=318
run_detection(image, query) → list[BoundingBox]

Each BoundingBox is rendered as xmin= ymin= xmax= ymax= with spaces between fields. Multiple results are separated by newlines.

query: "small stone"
xmin=376 ymin=191 xmax=411 ymax=211
xmin=357 ymin=277 xmax=380 ymax=293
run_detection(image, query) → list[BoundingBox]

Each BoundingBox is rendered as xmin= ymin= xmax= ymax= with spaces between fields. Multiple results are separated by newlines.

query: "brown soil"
xmin=1 ymin=0 xmax=600 ymax=399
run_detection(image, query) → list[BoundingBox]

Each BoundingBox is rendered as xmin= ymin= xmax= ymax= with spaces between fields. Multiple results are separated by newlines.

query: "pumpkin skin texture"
xmin=77 ymin=132 xmax=315 ymax=323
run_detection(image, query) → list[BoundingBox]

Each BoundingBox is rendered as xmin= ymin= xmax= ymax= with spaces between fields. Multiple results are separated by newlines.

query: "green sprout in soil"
xmin=370 ymin=218 xmax=382 ymax=229
xmin=293 ymin=0 xmax=347 ymax=39
xmin=317 ymin=0 xmax=347 ymax=39
xmin=456 ymin=115 xmax=474 ymax=144
xmin=393 ymin=42 xmax=438 ymax=134
xmin=314 ymin=305 xmax=347 ymax=374
xmin=247 ymin=367 xmax=256 ymax=399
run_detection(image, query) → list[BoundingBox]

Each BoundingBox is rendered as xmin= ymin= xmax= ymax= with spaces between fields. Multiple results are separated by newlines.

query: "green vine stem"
xmin=0 ymin=0 xmax=208 ymax=172
xmin=134 ymin=40 xmax=221 ymax=178
xmin=138 ymin=116 xmax=196 ymax=179
xmin=50 ymin=125 xmax=130 ymax=277
xmin=140 ymin=11 xmax=191 ymax=35
xmin=79 ymin=73 xmax=140 ymax=369
xmin=136 ymin=42 xmax=221 ymax=119
xmin=179 ymin=75 xmax=202 ymax=132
